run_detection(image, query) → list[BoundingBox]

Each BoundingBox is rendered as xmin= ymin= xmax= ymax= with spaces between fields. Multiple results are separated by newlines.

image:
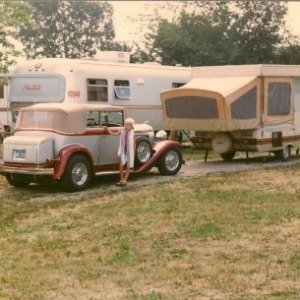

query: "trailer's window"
xmin=166 ymin=96 xmax=218 ymax=119
xmin=231 ymin=87 xmax=257 ymax=120
xmin=268 ymin=82 xmax=291 ymax=116
xmin=100 ymin=111 xmax=124 ymax=127
xmin=9 ymin=75 xmax=66 ymax=102
xmin=172 ymin=82 xmax=186 ymax=88
xmin=86 ymin=111 xmax=100 ymax=127
xmin=87 ymin=78 xmax=108 ymax=102
xmin=114 ymin=80 xmax=131 ymax=99
xmin=0 ymin=85 xmax=4 ymax=99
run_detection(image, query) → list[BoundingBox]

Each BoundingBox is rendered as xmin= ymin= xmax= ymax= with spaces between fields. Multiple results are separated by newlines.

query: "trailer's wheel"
xmin=274 ymin=146 xmax=291 ymax=162
xmin=220 ymin=151 xmax=236 ymax=161
xmin=5 ymin=174 xmax=31 ymax=187
xmin=157 ymin=147 xmax=182 ymax=175
xmin=61 ymin=154 xmax=92 ymax=192
xmin=135 ymin=137 xmax=152 ymax=166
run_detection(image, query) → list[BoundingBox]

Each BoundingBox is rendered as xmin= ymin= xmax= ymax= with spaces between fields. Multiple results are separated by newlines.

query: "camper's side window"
xmin=268 ymin=82 xmax=291 ymax=116
xmin=231 ymin=87 xmax=257 ymax=120
xmin=87 ymin=79 xmax=108 ymax=102
xmin=172 ymin=82 xmax=186 ymax=88
xmin=114 ymin=80 xmax=131 ymax=99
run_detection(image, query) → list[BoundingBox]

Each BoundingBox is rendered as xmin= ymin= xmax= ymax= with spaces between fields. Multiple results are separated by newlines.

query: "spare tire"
xmin=135 ymin=137 xmax=152 ymax=166
xmin=212 ymin=133 xmax=232 ymax=154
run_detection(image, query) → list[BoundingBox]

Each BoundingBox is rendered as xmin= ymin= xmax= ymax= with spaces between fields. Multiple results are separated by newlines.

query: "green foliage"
xmin=276 ymin=43 xmax=300 ymax=64
xmin=0 ymin=1 xmax=30 ymax=74
xmin=147 ymin=1 xmax=290 ymax=66
xmin=19 ymin=1 xmax=115 ymax=59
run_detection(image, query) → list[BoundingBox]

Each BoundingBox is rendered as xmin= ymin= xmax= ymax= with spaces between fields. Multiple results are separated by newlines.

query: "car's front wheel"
xmin=5 ymin=174 xmax=31 ymax=187
xmin=157 ymin=147 xmax=182 ymax=175
xmin=61 ymin=154 xmax=92 ymax=192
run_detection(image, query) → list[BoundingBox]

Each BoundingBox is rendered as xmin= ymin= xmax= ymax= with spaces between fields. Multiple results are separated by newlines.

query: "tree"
xmin=0 ymin=1 xmax=30 ymax=75
xmin=19 ymin=1 xmax=115 ymax=59
xmin=147 ymin=1 xmax=289 ymax=66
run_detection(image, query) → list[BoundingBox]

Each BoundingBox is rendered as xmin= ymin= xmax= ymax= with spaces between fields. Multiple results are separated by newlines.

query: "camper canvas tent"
xmin=161 ymin=65 xmax=300 ymax=161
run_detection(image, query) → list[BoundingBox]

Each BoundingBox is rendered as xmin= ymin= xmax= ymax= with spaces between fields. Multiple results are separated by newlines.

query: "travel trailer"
xmin=161 ymin=64 xmax=300 ymax=161
xmin=8 ymin=52 xmax=191 ymax=130
xmin=0 ymin=74 xmax=13 ymax=142
xmin=0 ymin=73 xmax=12 ymax=126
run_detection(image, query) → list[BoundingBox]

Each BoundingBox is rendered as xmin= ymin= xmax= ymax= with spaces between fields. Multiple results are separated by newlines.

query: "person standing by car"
xmin=103 ymin=118 xmax=135 ymax=186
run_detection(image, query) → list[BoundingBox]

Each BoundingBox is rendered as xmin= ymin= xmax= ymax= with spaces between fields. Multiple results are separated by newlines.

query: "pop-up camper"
xmin=161 ymin=65 xmax=300 ymax=161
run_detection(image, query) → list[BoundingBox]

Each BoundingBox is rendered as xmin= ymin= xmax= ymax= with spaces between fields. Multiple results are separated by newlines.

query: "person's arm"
xmin=102 ymin=126 xmax=121 ymax=136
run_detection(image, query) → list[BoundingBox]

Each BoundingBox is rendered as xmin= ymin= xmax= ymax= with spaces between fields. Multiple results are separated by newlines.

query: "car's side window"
xmin=86 ymin=111 xmax=100 ymax=127
xmin=100 ymin=111 xmax=124 ymax=127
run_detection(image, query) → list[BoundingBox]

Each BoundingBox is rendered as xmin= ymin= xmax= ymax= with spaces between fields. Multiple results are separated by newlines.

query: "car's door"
xmin=99 ymin=110 xmax=124 ymax=165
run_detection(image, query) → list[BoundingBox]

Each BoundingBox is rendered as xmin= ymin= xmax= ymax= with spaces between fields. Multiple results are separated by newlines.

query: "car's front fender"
xmin=134 ymin=140 xmax=181 ymax=173
xmin=51 ymin=145 xmax=94 ymax=180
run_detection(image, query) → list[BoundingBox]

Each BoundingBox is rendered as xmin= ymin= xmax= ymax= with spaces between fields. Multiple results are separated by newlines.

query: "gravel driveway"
xmin=1 ymin=153 xmax=300 ymax=201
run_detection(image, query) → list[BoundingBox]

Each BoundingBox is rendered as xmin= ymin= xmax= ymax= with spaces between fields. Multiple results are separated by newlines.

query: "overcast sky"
xmin=112 ymin=1 xmax=300 ymax=43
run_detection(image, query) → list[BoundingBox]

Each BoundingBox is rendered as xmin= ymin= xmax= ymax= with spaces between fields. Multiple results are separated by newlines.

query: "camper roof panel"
xmin=182 ymin=76 xmax=257 ymax=97
xmin=192 ymin=64 xmax=300 ymax=78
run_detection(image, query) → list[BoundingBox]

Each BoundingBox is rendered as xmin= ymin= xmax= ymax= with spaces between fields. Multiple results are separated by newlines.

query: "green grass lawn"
xmin=0 ymin=165 xmax=300 ymax=299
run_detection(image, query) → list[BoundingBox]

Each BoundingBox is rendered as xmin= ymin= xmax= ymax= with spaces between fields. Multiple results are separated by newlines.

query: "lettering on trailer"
xmin=23 ymin=84 xmax=41 ymax=91
xmin=68 ymin=90 xmax=81 ymax=98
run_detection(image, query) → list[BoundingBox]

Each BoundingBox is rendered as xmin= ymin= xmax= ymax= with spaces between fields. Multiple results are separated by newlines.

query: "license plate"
xmin=13 ymin=149 xmax=26 ymax=160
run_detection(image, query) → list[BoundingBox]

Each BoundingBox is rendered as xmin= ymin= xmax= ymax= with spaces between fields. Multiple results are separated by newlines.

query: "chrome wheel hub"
xmin=72 ymin=162 xmax=88 ymax=186
xmin=165 ymin=150 xmax=180 ymax=171
xmin=137 ymin=141 xmax=151 ymax=163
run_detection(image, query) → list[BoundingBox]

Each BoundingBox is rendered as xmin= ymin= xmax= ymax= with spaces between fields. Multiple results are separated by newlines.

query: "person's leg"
xmin=119 ymin=163 xmax=125 ymax=183
xmin=123 ymin=167 xmax=131 ymax=183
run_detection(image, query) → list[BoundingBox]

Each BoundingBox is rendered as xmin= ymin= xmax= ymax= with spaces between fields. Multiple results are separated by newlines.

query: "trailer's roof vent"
xmin=93 ymin=51 xmax=130 ymax=63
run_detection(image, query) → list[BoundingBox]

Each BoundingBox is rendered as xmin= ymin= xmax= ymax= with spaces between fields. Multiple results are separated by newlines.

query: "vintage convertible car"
xmin=0 ymin=103 xmax=182 ymax=191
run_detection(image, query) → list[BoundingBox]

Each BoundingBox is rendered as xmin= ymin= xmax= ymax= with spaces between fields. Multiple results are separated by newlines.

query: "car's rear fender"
xmin=135 ymin=140 xmax=181 ymax=173
xmin=50 ymin=144 xmax=94 ymax=180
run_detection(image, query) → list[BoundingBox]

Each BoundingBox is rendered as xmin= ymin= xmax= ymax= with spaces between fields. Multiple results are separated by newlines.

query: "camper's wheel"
xmin=296 ymin=147 xmax=299 ymax=156
xmin=135 ymin=137 xmax=152 ymax=166
xmin=275 ymin=146 xmax=291 ymax=162
xmin=220 ymin=151 xmax=236 ymax=161
xmin=5 ymin=174 xmax=31 ymax=187
xmin=158 ymin=147 xmax=182 ymax=175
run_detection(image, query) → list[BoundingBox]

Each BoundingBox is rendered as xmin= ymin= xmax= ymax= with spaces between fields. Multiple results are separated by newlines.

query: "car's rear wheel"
xmin=61 ymin=154 xmax=92 ymax=192
xmin=157 ymin=147 xmax=182 ymax=175
xmin=135 ymin=137 xmax=152 ymax=166
xmin=5 ymin=174 xmax=31 ymax=187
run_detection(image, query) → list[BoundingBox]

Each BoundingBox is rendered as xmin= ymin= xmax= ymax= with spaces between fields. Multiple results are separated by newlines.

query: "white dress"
xmin=117 ymin=128 xmax=135 ymax=168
